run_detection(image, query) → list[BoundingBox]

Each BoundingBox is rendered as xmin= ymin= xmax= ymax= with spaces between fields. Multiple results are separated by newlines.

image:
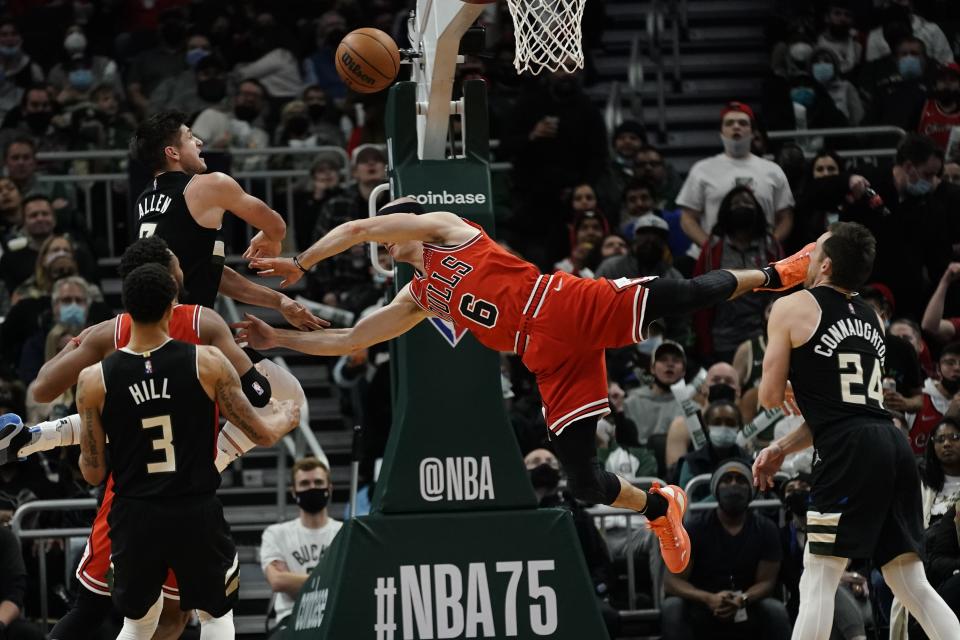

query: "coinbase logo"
xmin=409 ymin=191 xmax=487 ymax=205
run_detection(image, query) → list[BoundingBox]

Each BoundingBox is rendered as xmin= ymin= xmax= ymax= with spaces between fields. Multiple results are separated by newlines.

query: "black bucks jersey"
xmin=100 ymin=339 xmax=219 ymax=498
xmin=134 ymin=171 xmax=223 ymax=307
xmin=789 ymin=286 xmax=890 ymax=438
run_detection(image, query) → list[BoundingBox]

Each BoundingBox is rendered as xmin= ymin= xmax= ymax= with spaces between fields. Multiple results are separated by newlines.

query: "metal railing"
xmin=767 ymin=126 xmax=906 ymax=163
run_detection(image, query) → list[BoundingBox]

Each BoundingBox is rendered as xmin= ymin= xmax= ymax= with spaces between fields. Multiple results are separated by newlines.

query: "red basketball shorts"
xmin=517 ymin=272 xmax=654 ymax=435
xmin=76 ymin=475 xmax=179 ymax=599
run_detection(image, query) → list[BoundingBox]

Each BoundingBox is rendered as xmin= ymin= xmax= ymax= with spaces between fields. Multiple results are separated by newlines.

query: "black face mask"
xmin=529 ymin=464 xmax=560 ymax=491
xmin=286 ymin=114 xmax=311 ymax=138
xmin=828 ymin=23 xmax=850 ymax=39
xmin=707 ymin=383 xmax=737 ymax=404
xmin=197 ymin=77 xmax=226 ymax=104
xmin=717 ymin=484 xmax=751 ymax=516
xmin=727 ymin=206 xmax=759 ymax=233
xmin=25 ymin=111 xmax=51 ymax=132
xmin=307 ymin=103 xmax=327 ymax=121
xmin=942 ymin=376 xmax=960 ymax=395
xmin=783 ymin=490 xmax=810 ymax=517
xmin=634 ymin=238 xmax=664 ymax=266
xmin=234 ymin=104 xmax=260 ymax=122
xmin=295 ymin=487 xmax=330 ymax=514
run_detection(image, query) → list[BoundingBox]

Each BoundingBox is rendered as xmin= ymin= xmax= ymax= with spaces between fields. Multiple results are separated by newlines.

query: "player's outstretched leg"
xmin=552 ymin=416 xmax=691 ymax=573
xmin=0 ymin=413 xmax=29 ymax=465
xmin=881 ymin=553 xmax=960 ymax=639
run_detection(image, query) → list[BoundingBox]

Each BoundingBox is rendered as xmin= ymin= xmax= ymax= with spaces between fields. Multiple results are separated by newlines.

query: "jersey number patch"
xmin=458 ymin=294 xmax=499 ymax=328
xmin=838 ymin=353 xmax=883 ymax=408
xmin=142 ymin=415 xmax=176 ymax=474
xmin=139 ymin=223 xmax=157 ymax=239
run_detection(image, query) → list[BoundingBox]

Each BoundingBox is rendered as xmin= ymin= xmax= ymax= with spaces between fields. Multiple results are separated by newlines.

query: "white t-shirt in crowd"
xmin=675 ymin=153 xmax=795 ymax=235
xmin=260 ymin=517 xmax=343 ymax=623
xmin=932 ymin=474 xmax=960 ymax=519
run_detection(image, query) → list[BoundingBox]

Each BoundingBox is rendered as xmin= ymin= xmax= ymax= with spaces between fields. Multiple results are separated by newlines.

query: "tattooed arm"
xmin=76 ymin=363 xmax=107 ymax=485
xmin=196 ymin=345 xmax=299 ymax=446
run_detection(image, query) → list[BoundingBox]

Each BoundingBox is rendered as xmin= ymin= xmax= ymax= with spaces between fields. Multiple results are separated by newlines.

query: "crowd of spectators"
xmin=0 ymin=0 xmax=960 ymax=638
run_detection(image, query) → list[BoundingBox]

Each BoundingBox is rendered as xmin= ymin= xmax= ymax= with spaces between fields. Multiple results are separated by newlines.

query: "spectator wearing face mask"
xmin=301 ymin=85 xmax=345 ymax=147
xmin=125 ymin=11 xmax=189 ymax=115
xmin=0 ymin=17 xmax=44 ymax=122
xmin=771 ymin=21 xmax=818 ymax=80
xmin=816 ymin=1 xmax=863 ymax=76
xmin=762 ymin=65 xmax=850 ymax=138
xmin=810 ymin=47 xmax=864 ymax=125
xmin=17 ymin=274 xmax=93 ymax=385
xmin=676 ymin=389 xmax=752 ymax=498
xmin=260 ymin=457 xmax=341 ymax=639
xmin=191 ymin=78 xmax=270 ymax=170
xmin=523 ymin=448 xmax=618 ymax=635
xmin=861 ymin=35 xmax=931 ymax=130
xmin=865 ymin=0 xmax=954 ymax=65
xmin=48 ymin=26 xmax=122 ymax=108
xmin=665 ymin=363 xmax=741 ymax=472
xmin=662 ymin=460 xmax=790 ymax=640
xmin=918 ymin=63 xmax=960 ymax=153
xmin=676 ymin=102 xmax=794 ymax=249
xmin=693 ymin=186 xmax=783 ymax=363
xmin=907 ymin=342 xmax=960 ymax=455
xmin=148 ymin=43 xmax=224 ymax=117
xmin=784 ymin=150 xmax=845 ymax=254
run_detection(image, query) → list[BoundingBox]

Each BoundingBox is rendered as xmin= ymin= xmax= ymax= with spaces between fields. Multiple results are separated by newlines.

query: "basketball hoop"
xmin=505 ymin=0 xmax=585 ymax=75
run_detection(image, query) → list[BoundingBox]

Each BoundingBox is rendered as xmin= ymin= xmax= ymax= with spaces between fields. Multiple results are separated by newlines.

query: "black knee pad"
xmin=564 ymin=459 xmax=623 ymax=505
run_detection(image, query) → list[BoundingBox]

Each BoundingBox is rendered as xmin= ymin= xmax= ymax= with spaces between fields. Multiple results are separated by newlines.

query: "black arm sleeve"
xmin=239 ymin=366 xmax=271 ymax=408
xmin=642 ymin=271 xmax=739 ymax=334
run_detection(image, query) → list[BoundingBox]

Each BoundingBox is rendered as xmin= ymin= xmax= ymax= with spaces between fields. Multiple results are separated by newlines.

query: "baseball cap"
xmin=633 ymin=212 xmax=669 ymax=236
xmin=721 ymin=101 xmax=755 ymax=124
xmin=352 ymin=144 xmax=387 ymax=165
xmin=653 ymin=339 xmax=685 ymax=363
xmin=613 ymin=120 xmax=646 ymax=141
xmin=710 ymin=459 xmax=755 ymax=499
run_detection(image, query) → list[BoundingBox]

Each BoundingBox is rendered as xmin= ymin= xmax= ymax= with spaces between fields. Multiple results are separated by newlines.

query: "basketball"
xmin=335 ymin=28 xmax=400 ymax=94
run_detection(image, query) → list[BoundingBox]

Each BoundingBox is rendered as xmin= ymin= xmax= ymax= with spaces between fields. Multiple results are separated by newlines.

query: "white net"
xmin=506 ymin=0 xmax=585 ymax=75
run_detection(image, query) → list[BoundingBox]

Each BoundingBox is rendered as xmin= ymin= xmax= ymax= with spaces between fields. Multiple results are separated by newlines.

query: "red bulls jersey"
xmin=408 ymin=220 xmax=540 ymax=352
xmin=114 ymin=304 xmax=203 ymax=348
xmin=917 ymin=100 xmax=960 ymax=151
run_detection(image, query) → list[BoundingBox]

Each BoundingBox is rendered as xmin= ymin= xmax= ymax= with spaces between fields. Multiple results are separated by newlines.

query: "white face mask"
xmin=789 ymin=42 xmax=813 ymax=63
xmin=708 ymin=425 xmax=739 ymax=449
xmin=721 ymin=133 xmax=752 ymax=158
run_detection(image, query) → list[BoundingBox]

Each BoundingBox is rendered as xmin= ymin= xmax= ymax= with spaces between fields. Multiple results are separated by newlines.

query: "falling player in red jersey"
xmin=240 ymin=197 xmax=814 ymax=574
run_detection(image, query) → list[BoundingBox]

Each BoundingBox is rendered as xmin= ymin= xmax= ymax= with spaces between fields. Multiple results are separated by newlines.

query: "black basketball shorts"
xmin=806 ymin=420 xmax=924 ymax=567
xmin=108 ymin=494 xmax=239 ymax=619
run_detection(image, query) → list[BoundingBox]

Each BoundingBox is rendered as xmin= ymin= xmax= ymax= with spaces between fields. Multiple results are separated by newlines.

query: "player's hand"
xmin=943 ymin=262 xmax=960 ymax=284
xmin=279 ymin=296 xmax=327 ymax=331
xmin=243 ymin=231 xmax=283 ymax=259
xmin=752 ymin=442 xmax=785 ymax=490
xmin=271 ymin=398 xmax=301 ymax=430
xmin=249 ymin=257 xmax=304 ymax=288
xmin=848 ymin=174 xmax=870 ymax=200
xmin=231 ymin=313 xmax=278 ymax=350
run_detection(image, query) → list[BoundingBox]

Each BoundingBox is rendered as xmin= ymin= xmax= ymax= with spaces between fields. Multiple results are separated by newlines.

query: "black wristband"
xmin=292 ymin=255 xmax=309 ymax=273
xmin=760 ymin=265 xmax=781 ymax=289
xmin=240 ymin=366 xmax=272 ymax=408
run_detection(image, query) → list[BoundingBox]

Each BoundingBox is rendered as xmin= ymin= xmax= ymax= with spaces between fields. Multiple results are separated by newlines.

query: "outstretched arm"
xmin=233 ymin=284 xmax=430 ymax=356
xmin=197 ymin=346 xmax=299 ymax=446
xmin=33 ymin=320 xmax=115 ymax=403
xmin=76 ymin=364 xmax=107 ymax=486
xmin=249 ymin=211 xmax=473 ymax=287
xmin=218 ymin=267 xmax=326 ymax=330
xmin=922 ymin=263 xmax=960 ymax=343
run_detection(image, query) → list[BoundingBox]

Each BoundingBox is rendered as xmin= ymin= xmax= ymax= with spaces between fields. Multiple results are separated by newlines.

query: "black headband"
xmin=378 ymin=199 xmax=426 ymax=216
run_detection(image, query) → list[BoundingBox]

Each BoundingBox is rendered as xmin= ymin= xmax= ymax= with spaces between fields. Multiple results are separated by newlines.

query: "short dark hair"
xmin=119 ymin=236 xmax=172 ymax=279
xmin=622 ymin=177 xmax=655 ymax=199
xmin=809 ymin=149 xmax=844 ymax=179
xmin=122 ymin=263 xmax=176 ymax=323
xmin=4 ymin=135 xmax=35 ymax=159
xmin=21 ymin=193 xmax=52 ymax=210
xmin=941 ymin=341 xmax=960 ymax=360
xmin=922 ymin=417 xmax=960 ymax=493
xmin=130 ymin=110 xmax=188 ymax=172
xmin=823 ymin=222 xmax=876 ymax=289
xmin=713 ymin=185 xmax=768 ymax=239
xmin=896 ymin=133 xmax=943 ymax=167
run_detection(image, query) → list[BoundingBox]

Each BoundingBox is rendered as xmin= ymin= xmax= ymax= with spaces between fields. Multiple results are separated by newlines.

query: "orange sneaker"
xmin=756 ymin=241 xmax=816 ymax=292
xmin=646 ymin=483 xmax=691 ymax=574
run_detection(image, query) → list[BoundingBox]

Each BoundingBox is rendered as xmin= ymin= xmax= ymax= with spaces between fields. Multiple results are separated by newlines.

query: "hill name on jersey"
xmin=128 ymin=377 xmax=172 ymax=405
xmin=813 ymin=316 xmax=887 ymax=362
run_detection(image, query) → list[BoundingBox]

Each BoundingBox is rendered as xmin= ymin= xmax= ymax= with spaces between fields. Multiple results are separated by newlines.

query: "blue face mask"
xmin=812 ymin=61 xmax=835 ymax=84
xmin=58 ymin=302 xmax=86 ymax=327
xmin=68 ymin=68 xmax=93 ymax=90
xmin=0 ymin=45 xmax=19 ymax=57
xmin=790 ymin=86 xmax=816 ymax=107
xmin=906 ymin=177 xmax=933 ymax=196
xmin=708 ymin=425 xmax=739 ymax=449
xmin=185 ymin=47 xmax=209 ymax=68
xmin=898 ymin=55 xmax=923 ymax=80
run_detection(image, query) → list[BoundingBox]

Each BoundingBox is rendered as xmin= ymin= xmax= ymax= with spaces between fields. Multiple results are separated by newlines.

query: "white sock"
xmin=19 ymin=414 xmax=83 ymax=456
xmin=116 ymin=594 xmax=163 ymax=640
xmin=882 ymin=553 xmax=960 ymax=640
xmin=215 ymin=423 xmax=257 ymax=473
xmin=198 ymin=609 xmax=234 ymax=639
xmin=792 ymin=544 xmax=847 ymax=640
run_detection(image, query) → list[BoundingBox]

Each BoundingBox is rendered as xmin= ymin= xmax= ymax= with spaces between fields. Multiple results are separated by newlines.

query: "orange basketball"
xmin=335 ymin=28 xmax=400 ymax=94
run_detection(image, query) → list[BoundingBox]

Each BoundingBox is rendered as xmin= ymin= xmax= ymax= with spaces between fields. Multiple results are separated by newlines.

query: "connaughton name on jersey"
xmin=813 ymin=317 xmax=886 ymax=361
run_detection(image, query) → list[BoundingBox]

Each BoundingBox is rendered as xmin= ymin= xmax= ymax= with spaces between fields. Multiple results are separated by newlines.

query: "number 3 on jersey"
xmin=838 ymin=353 xmax=883 ymax=407
xmin=142 ymin=415 xmax=175 ymax=473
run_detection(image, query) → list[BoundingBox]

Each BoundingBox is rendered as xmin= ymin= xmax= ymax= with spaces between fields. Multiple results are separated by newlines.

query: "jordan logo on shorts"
xmin=812 ymin=450 xmax=823 ymax=466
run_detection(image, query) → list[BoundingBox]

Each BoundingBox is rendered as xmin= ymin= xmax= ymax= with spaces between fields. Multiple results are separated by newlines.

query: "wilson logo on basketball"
xmin=340 ymin=51 xmax=375 ymax=86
